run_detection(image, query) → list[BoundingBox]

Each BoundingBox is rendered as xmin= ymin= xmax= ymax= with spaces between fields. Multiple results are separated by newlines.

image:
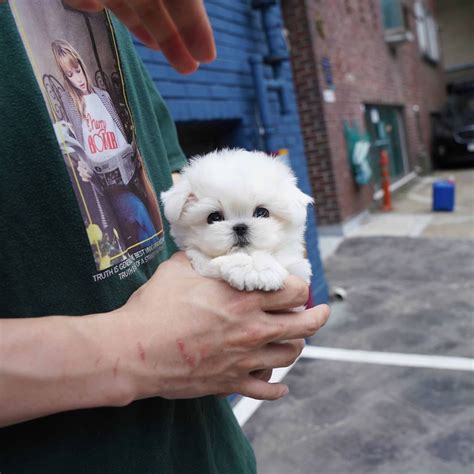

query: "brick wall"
xmin=283 ymin=0 xmax=446 ymax=225
xmin=282 ymin=0 xmax=342 ymax=225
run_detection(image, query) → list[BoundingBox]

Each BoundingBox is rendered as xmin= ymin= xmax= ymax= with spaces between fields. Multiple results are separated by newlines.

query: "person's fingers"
xmin=217 ymin=369 xmax=272 ymax=398
xmin=249 ymin=340 xmax=305 ymax=371
xmin=238 ymin=377 xmax=288 ymax=401
xmin=262 ymin=304 xmax=330 ymax=342
xmin=64 ymin=0 xmax=215 ymax=73
xmin=101 ymin=0 xmax=160 ymax=49
xmin=131 ymin=0 xmax=199 ymax=74
xmin=250 ymin=368 xmax=273 ymax=382
xmin=225 ymin=304 xmax=328 ymax=350
xmin=63 ymin=0 xmax=104 ymax=11
xmin=163 ymin=0 xmax=216 ymax=63
xmin=259 ymin=276 xmax=310 ymax=312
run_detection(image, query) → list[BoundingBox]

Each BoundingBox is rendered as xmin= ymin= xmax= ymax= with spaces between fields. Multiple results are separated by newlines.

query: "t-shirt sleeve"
xmin=136 ymin=57 xmax=187 ymax=173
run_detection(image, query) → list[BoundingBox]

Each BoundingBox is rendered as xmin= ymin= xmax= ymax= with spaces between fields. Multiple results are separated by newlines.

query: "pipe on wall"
xmin=250 ymin=0 xmax=291 ymax=152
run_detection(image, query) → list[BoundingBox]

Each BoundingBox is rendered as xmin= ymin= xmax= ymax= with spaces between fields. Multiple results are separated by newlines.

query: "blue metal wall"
xmin=135 ymin=0 xmax=328 ymax=303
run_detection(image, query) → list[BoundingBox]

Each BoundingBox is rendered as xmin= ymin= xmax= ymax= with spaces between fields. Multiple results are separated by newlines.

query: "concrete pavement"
xmin=237 ymin=169 xmax=474 ymax=473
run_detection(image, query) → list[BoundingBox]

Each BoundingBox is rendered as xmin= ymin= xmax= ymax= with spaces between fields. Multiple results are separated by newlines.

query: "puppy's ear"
xmin=160 ymin=177 xmax=195 ymax=223
xmin=294 ymin=189 xmax=314 ymax=208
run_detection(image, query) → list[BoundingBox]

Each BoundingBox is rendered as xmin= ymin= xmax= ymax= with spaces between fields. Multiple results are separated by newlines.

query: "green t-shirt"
xmin=0 ymin=3 xmax=255 ymax=473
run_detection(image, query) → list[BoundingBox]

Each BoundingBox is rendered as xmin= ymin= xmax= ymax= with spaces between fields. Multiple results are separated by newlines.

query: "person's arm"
xmin=0 ymin=311 xmax=129 ymax=427
xmin=0 ymin=252 xmax=329 ymax=428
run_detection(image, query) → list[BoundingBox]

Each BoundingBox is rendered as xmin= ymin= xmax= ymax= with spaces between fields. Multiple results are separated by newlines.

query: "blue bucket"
xmin=432 ymin=180 xmax=455 ymax=212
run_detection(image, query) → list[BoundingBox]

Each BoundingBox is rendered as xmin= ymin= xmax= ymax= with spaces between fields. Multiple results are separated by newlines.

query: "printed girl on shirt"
xmin=51 ymin=39 xmax=162 ymax=270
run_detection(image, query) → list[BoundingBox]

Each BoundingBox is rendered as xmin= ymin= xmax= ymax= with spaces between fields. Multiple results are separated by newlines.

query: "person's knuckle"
xmin=287 ymin=277 xmax=309 ymax=304
xmin=226 ymin=291 xmax=255 ymax=316
xmin=241 ymin=355 xmax=259 ymax=372
xmin=298 ymin=284 xmax=310 ymax=303
xmin=222 ymin=367 xmax=241 ymax=386
xmin=243 ymin=321 xmax=266 ymax=346
xmin=267 ymin=321 xmax=285 ymax=341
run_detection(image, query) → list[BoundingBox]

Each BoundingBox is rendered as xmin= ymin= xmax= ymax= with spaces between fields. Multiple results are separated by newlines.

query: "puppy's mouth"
xmin=234 ymin=235 xmax=250 ymax=248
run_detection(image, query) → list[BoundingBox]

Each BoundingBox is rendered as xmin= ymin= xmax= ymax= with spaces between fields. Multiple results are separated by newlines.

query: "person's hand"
xmin=64 ymin=0 xmax=216 ymax=74
xmin=111 ymin=252 xmax=330 ymax=402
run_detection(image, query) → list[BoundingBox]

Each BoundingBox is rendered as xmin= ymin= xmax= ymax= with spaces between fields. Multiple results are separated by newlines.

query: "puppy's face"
xmin=161 ymin=149 xmax=313 ymax=258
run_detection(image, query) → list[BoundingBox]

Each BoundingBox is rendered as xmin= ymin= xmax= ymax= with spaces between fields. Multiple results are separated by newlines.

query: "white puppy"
xmin=161 ymin=149 xmax=313 ymax=292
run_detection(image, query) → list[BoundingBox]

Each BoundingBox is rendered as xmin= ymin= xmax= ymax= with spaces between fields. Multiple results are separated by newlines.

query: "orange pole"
xmin=380 ymin=149 xmax=393 ymax=211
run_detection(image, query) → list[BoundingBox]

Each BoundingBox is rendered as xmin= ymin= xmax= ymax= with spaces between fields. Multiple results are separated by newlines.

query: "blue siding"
xmin=135 ymin=0 xmax=328 ymax=303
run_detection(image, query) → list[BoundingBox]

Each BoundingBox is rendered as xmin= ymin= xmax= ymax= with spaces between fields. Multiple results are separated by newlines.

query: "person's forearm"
xmin=0 ymin=252 xmax=330 ymax=428
xmin=0 ymin=311 xmax=132 ymax=428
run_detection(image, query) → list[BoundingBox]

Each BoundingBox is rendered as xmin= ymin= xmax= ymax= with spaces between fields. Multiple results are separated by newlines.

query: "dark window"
xmin=175 ymin=120 xmax=241 ymax=158
xmin=380 ymin=0 xmax=404 ymax=30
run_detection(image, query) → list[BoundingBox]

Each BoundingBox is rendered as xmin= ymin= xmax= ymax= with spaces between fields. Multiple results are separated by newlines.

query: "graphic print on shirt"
xmin=10 ymin=0 xmax=164 ymax=275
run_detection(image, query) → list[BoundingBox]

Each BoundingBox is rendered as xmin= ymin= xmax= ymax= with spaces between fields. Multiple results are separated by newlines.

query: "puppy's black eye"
xmin=253 ymin=207 xmax=270 ymax=218
xmin=207 ymin=211 xmax=224 ymax=224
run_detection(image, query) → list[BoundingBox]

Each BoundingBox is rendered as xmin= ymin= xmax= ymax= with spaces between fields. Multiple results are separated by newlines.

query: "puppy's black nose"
xmin=233 ymin=224 xmax=248 ymax=236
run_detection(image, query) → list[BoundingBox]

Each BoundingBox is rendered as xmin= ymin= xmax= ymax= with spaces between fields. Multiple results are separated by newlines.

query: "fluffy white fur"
xmin=161 ymin=149 xmax=313 ymax=292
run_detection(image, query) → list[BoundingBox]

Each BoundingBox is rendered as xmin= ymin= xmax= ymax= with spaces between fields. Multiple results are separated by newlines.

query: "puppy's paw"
xmin=213 ymin=253 xmax=287 ymax=291
xmin=250 ymin=252 xmax=288 ymax=291
xmin=286 ymin=258 xmax=312 ymax=284
xmin=212 ymin=253 xmax=253 ymax=291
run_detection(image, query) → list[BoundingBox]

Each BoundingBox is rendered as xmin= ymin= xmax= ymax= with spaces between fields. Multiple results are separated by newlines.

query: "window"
xmin=426 ymin=15 xmax=440 ymax=62
xmin=380 ymin=0 xmax=404 ymax=30
xmin=176 ymin=120 xmax=241 ymax=157
xmin=414 ymin=1 xmax=440 ymax=62
xmin=414 ymin=1 xmax=428 ymax=53
xmin=379 ymin=0 xmax=411 ymax=44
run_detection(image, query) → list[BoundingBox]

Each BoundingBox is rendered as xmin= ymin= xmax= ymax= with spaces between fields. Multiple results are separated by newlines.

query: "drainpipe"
xmin=250 ymin=55 xmax=276 ymax=152
xmin=250 ymin=0 xmax=290 ymax=152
